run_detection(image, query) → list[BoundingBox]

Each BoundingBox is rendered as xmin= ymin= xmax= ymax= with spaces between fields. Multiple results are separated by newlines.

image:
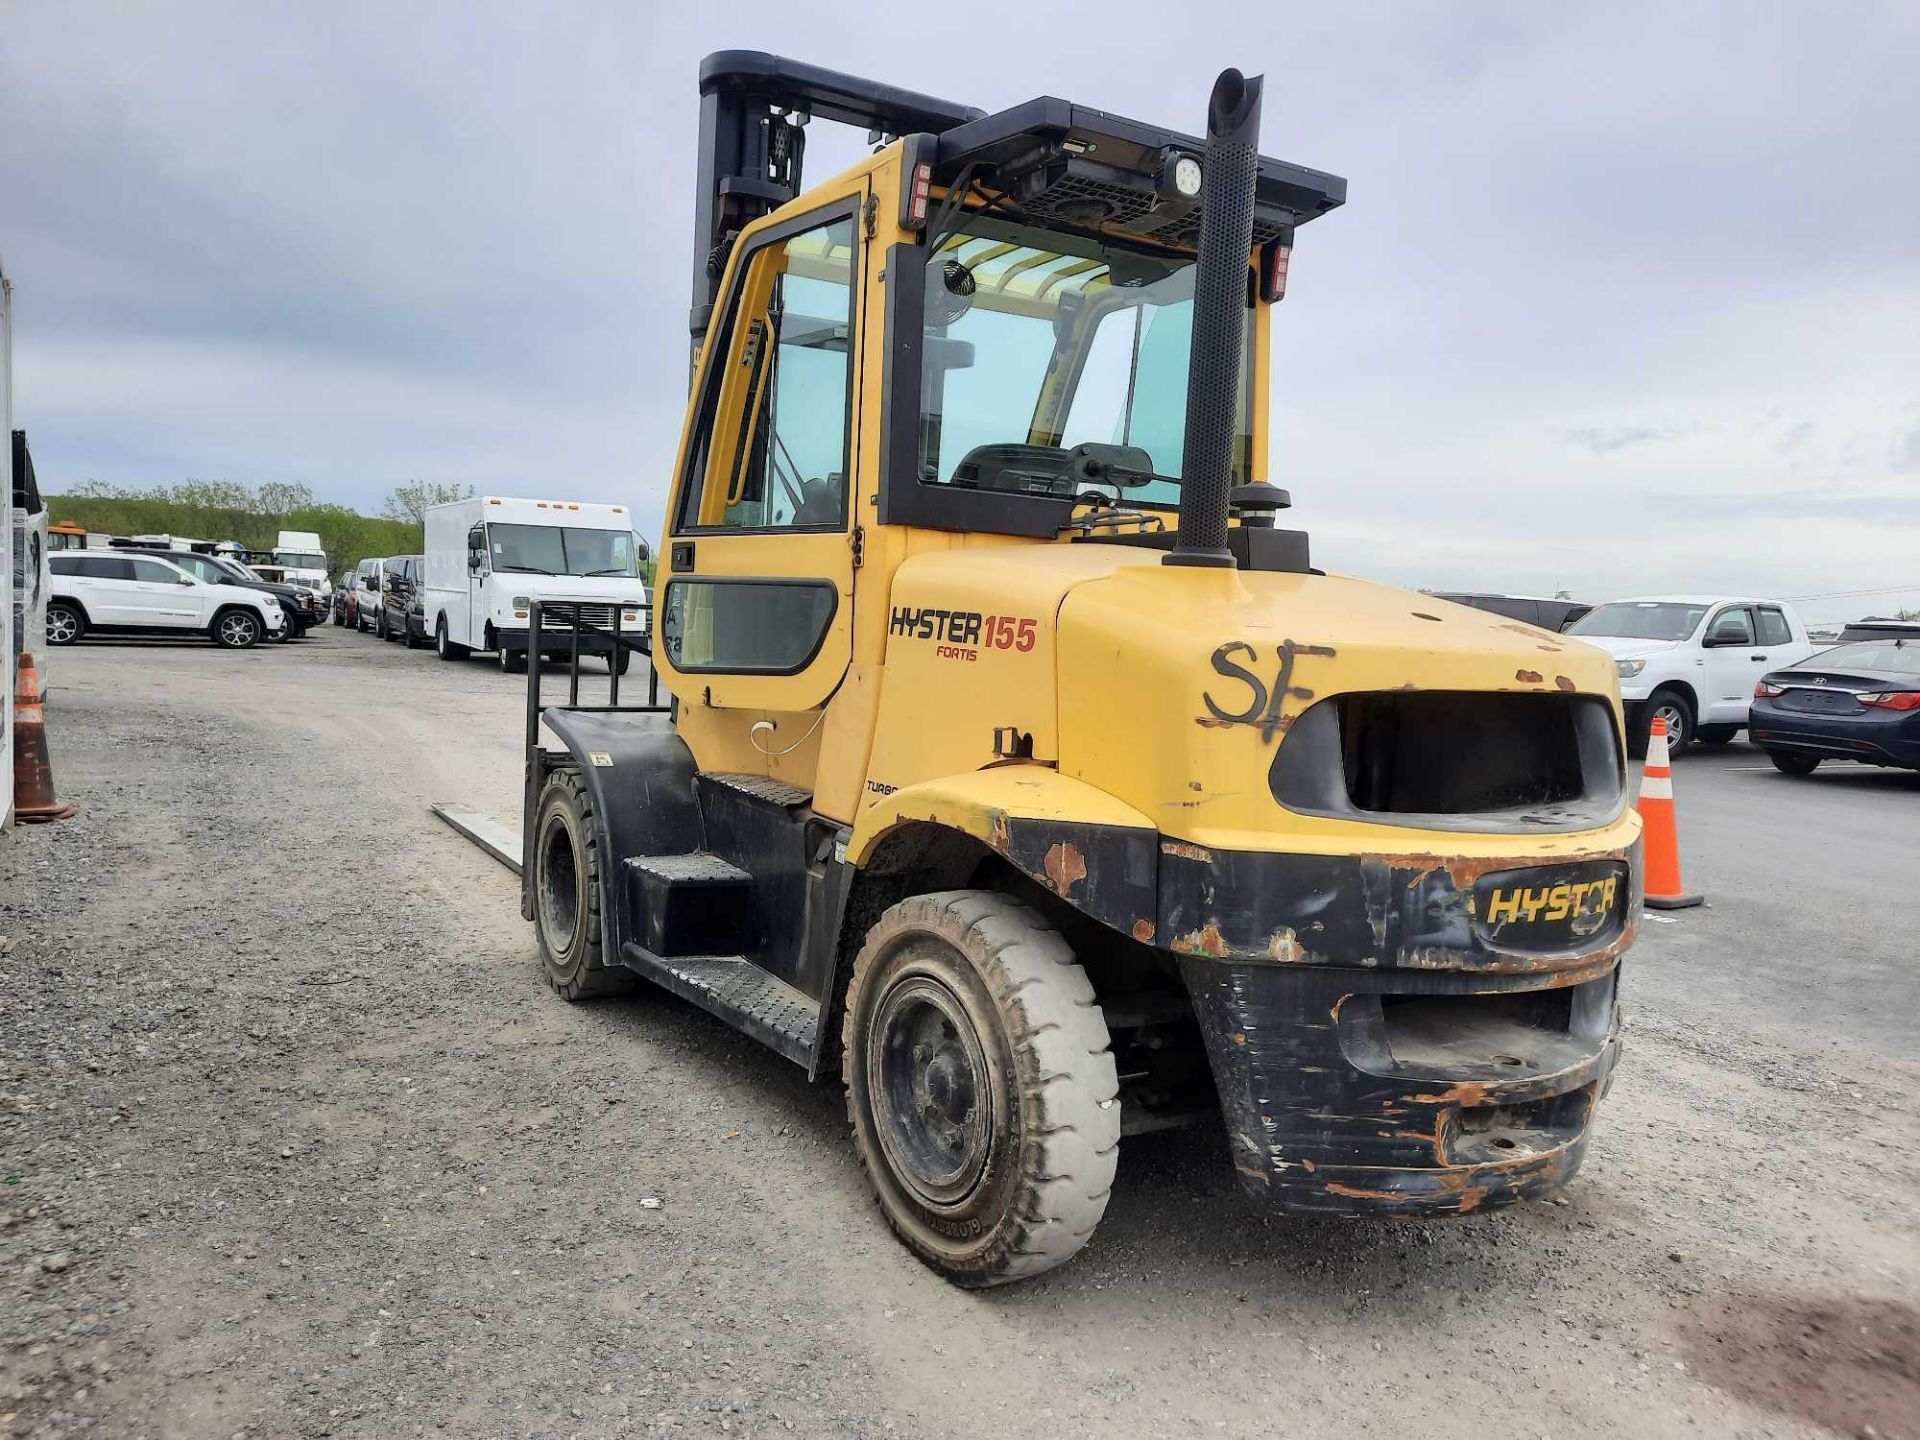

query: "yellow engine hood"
xmin=1052 ymin=553 xmax=1628 ymax=855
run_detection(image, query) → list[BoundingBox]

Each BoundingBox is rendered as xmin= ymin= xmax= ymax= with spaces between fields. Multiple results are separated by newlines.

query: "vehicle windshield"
xmin=487 ymin=524 xmax=640 ymax=577
xmin=275 ymin=551 xmax=327 ymax=568
xmin=1566 ymin=602 xmax=1708 ymax=642
xmin=1805 ymin=639 xmax=1920 ymax=675
xmin=212 ymin=558 xmax=255 ymax=583
xmin=917 ymin=220 xmax=1253 ymax=507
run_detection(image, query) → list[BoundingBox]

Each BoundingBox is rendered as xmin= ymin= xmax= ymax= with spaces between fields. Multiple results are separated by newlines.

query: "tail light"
xmin=1858 ymin=690 xmax=1920 ymax=711
xmin=1754 ymin=681 xmax=1783 ymax=698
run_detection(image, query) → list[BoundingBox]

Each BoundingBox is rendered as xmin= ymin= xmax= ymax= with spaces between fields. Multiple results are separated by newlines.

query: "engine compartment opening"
xmin=1270 ymin=691 xmax=1624 ymax=832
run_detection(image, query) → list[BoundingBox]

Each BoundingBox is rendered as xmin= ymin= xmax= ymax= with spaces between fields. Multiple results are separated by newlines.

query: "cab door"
xmin=654 ymin=189 xmax=865 ymax=789
xmin=1700 ymin=605 xmax=1759 ymax=721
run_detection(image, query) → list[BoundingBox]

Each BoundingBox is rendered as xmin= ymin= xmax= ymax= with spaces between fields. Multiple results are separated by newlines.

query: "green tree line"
xmin=46 ymin=480 xmax=475 ymax=575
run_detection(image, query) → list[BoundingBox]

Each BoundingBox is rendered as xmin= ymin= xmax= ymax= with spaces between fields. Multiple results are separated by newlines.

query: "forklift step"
xmin=618 ymin=947 xmax=819 ymax=1066
xmin=625 ymin=852 xmax=753 ymax=957
xmin=703 ymin=772 xmax=813 ymax=809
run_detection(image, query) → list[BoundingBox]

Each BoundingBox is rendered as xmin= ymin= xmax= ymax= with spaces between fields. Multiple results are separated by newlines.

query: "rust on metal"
xmin=1131 ymin=918 xmax=1157 ymax=944
xmin=1195 ymin=715 xmax=1233 ymax=729
xmin=1515 ymin=668 xmax=1544 ymax=684
xmin=1267 ymin=927 xmax=1310 ymax=964
xmin=1554 ymin=675 xmax=1577 ymax=692
xmin=1161 ymin=839 xmax=1213 ymax=864
xmin=1171 ymin=923 xmax=1230 ymax=957
xmin=1042 ymin=841 xmax=1088 ymax=896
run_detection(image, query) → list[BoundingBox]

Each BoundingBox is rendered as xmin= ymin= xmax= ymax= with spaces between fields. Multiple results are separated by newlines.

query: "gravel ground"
xmin=2 ymin=627 xmax=1915 ymax=1440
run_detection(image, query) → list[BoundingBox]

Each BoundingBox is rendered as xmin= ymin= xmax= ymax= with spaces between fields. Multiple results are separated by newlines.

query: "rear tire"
xmin=611 ymin=647 xmax=632 ymax=676
xmin=532 ymin=768 xmax=636 ymax=1000
xmin=1768 ymin=751 xmax=1820 ymax=775
xmin=404 ymin=622 xmax=425 ymax=650
xmin=498 ymin=645 xmax=523 ymax=673
xmin=46 ymin=601 xmax=85 ymax=646
xmin=436 ymin=618 xmax=470 ymax=660
xmin=1696 ymin=724 xmax=1738 ymax=746
xmin=842 ymin=890 xmax=1120 ymax=1288
xmin=212 ymin=608 xmax=263 ymax=649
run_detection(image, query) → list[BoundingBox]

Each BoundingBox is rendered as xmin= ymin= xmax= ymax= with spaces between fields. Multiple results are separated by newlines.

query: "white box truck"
xmin=266 ymin=530 xmax=330 ymax=599
xmin=423 ymin=496 xmax=649 ymax=672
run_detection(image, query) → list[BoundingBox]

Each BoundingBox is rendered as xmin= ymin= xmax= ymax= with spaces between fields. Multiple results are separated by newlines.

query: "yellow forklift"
xmin=518 ymin=53 xmax=1641 ymax=1286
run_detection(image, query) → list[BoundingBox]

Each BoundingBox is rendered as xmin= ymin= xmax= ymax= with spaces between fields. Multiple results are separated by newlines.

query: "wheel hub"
xmin=869 ymin=975 xmax=991 ymax=1208
xmin=536 ymin=813 xmax=580 ymax=955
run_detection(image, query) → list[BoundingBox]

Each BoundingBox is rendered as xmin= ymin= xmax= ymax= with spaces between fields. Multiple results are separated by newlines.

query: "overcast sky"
xmin=4 ymin=2 xmax=1917 ymax=622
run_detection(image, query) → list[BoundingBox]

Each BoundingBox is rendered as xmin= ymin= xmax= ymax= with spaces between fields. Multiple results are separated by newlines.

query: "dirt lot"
xmin=3 ymin=627 xmax=1916 ymax=1439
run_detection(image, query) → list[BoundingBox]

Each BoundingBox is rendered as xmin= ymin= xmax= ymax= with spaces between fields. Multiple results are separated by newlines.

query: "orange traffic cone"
xmin=1639 ymin=715 xmax=1698 ymax=909
xmin=12 ymin=653 xmax=76 ymax=824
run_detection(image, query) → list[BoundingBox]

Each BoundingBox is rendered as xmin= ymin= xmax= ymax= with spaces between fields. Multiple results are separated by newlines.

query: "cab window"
xmin=677 ymin=214 xmax=857 ymax=533
xmin=130 ymin=558 xmax=181 ymax=584
xmin=1757 ymin=607 xmax=1792 ymax=646
xmin=1706 ymin=608 xmax=1754 ymax=645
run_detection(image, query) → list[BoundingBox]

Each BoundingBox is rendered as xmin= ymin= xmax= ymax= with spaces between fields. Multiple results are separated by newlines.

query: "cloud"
xmin=1561 ymin=425 xmax=1664 ymax=456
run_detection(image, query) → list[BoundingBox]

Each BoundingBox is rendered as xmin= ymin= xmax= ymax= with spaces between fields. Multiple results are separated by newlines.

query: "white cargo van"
xmin=423 ymin=496 xmax=648 ymax=671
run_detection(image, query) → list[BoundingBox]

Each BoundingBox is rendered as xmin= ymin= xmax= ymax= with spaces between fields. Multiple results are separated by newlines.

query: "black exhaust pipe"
xmin=1165 ymin=68 xmax=1263 ymax=570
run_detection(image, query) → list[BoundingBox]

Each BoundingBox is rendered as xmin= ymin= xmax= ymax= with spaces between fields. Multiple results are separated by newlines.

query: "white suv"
xmin=47 ymin=552 xmax=284 ymax=649
xmin=1565 ymin=595 xmax=1818 ymax=754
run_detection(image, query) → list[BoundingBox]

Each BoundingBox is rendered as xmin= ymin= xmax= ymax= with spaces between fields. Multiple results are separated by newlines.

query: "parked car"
xmin=1838 ymin=618 xmax=1920 ymax=643
xmin=46 ymin=552 xmax=283 ymax=648
xmin=1428 ymin=592 xmax=1592 ymax=632
xmin=1750 ymin=638 xmax=1920 ymax=775
xmin=131 ymin=547 xmax=323 ymax=638
xmin=333 ymin=572 xmax=359 ymax=626
xmin=1564 ymin=595 xmax=1818 ymax=754
xmin=379 ymin=554 xmax=429 ymax=647
xmin=354 ymin=557 xmax=388 ymax=633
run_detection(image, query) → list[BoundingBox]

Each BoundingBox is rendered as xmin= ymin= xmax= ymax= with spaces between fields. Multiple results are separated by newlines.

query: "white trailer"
xmin=423 ymin=496 xmax=649 ymax=671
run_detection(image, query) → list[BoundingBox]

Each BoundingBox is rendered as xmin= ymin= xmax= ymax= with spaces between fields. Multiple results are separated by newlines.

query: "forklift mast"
xmin=689 ymin=51 xmax=983 ymax=346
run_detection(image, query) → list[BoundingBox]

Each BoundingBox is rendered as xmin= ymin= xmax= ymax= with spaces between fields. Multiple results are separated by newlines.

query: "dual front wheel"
xmin=530 ymin=773 xmax=1120 ymax=1286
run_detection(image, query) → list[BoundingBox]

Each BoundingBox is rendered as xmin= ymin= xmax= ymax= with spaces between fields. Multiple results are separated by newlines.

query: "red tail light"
xmin=1858 ymin=690 xmax=1920 ymax=711
xmin=1754 ymin=680 xmax=1783 ymax=698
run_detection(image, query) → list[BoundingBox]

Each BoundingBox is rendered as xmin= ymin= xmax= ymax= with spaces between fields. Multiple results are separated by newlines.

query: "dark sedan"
xmin=1750 ymin=638 xmax=1920 ymax=775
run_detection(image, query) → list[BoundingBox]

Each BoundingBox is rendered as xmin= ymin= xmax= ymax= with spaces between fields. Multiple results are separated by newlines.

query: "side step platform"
xmin=617 ymin=946 xmax=821 ymax=1066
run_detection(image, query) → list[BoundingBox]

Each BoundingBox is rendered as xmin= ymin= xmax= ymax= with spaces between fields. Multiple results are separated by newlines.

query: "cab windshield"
xmin=488 ymin=524 xmax=639 ymax=578
xmin=274 ymin=552 xmax=326 ymax=568
xmin=1567 ymin=602 xmax=1707 ymax=642
xmin=918 ymin=220 xmax=1253 ymax=507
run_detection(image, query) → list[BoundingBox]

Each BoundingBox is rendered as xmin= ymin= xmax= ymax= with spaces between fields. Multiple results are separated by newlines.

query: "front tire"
xmin=532 ymin=769 xmax=635 ymax=1000
xmin=46 ymin=602 xmax=85 ymax=646
xmin=1640 ymin=687 xmax=1695 ymax=756
xmin=842 ymin=891 xmax=1120 ymax=1288
xmin=213 ymin=609 xmax=263 ymax=649
xmin=1768 ymin=751 xmax=1820 ymax=775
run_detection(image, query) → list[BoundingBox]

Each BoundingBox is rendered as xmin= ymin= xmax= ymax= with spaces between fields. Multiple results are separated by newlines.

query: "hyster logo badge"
xmin=889 ymin=606 xmax=1036 ymax=662
xmin=1483 ymin=876 xmax=1618 ymax=926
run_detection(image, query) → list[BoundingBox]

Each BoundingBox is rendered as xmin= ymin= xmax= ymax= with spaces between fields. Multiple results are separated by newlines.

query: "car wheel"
xmin=332 ymin=608 xmax=346 ymax=627
xmin=842 ymin=890 xmax=1120 ymax=1288
xmin=1696 ymin=725 xmax=1738 ymax=746
xmin=532 ymin=768 xmax=636 ymax=1000
xmin=46 ymin=602 xmax=85 ymax=646
xmin=435 ymin=618 xmax=470 ymax=661
xmin=1644 ymin=687 xmax=1695 ymax=755
xmin=498 ymin=645 xmax=523 ymax=673
xmin=404 ymin=623 xmax=425 ymax=650
xmin=1767 ymin=751 xmax=1820 ymax=776
xmin=213 ymin=609 xmax=263 ymax=649
xmin=611 ymin=646 xmax=632 ymax=676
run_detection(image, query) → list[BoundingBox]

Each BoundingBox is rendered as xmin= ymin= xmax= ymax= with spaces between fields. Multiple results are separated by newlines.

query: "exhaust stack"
xmin=1165 ymin=68 xmax=1264 ymax=569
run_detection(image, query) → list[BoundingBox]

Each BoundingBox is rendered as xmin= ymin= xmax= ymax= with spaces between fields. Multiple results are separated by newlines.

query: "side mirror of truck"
xmin=467 ymin=552 xmax=483 ymax=573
